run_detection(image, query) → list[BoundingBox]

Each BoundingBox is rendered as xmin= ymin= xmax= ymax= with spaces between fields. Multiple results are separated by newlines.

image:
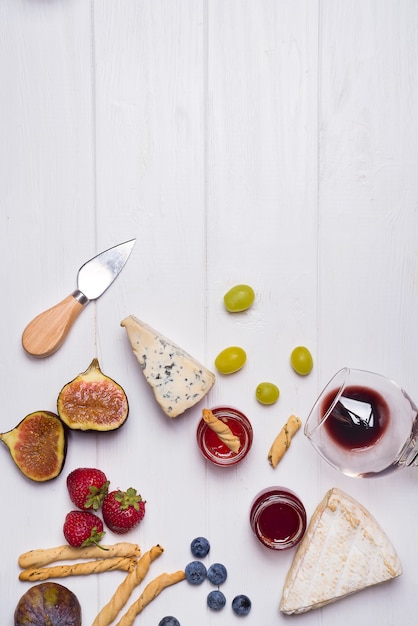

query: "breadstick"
xmin=116 ymin=570 xmax=186 ymax=626
xmin=18 ymin=543 xmax=141 ymax=569
xmin=268 ymin=414 xmax=302 ymax=468
xmin=92 ymin=545 xmax=164 ymax=626
xmin=202 ymin=408 xmax=240 ymax=453
xmin=19 ymin=557 xmax=136 ymax=582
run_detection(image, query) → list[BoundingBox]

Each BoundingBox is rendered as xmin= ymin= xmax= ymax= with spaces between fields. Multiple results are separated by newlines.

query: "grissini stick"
xmin=18 ymin=543 xmax=141 ymax=569
xmin=268 ymin=414 xmax=302 ymax=468
xmin=116 ymin=570 xmax=186 ymax=626
xmin=202 ymin=408 xmax=240 ymax=453
xmin=92 ymin=545 xmax=164 ymax=626
xmin=19 ymin=557 xmax=136 ymax=582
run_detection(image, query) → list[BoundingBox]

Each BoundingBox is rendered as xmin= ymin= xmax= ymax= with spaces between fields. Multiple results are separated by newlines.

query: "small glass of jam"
xmin=196 ymin=406 xmax=253 ymax=467
xmin=250 ymin=487 xmax=307 ymax=550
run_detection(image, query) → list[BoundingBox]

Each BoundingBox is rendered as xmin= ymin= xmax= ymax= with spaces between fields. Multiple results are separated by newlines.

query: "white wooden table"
xmin=1 ymin=1 xmax=418 ymax=624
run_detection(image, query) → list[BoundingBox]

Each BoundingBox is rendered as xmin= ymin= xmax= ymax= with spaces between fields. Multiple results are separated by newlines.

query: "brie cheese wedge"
xmin=121 ymin=315 xmax=215 ymax=418
xmin=280 ymin=487 xmax=402 ymax=614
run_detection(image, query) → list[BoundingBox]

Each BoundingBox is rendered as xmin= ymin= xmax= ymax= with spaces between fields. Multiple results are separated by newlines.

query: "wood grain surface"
xmin=1 ymin=1 xmax=417 ymax=624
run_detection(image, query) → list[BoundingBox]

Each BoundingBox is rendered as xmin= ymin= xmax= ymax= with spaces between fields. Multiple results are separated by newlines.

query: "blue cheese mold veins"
xmin=121 ymin=316 xmax=215 ymax=418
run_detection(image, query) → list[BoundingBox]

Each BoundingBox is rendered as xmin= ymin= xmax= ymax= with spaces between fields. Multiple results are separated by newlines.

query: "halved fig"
xmin=14 ymin=582 xmax=81 ymax=626
xmin=0 ymin=411 xmax=66 ymax=482
xmin=57 ymin=358 xmax=129 ymax=431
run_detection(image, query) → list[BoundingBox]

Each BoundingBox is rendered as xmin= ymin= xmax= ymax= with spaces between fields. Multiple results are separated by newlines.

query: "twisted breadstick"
xmin=19 ymin=557 xmax=136 ymax=582
xmin=116 ymin=570 xmax=186 ymax=626
xmin=92 ymin=545 xmax=164 ymax=626
xmin=268 ymin=414 xmax=302 ymax=468
xmin=202 ymin=408 xmax=240 ymax=453
xmin=18 ymin=543 xmax=141 ymax=569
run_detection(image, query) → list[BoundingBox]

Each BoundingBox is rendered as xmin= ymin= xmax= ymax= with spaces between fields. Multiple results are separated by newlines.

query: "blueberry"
xmin=207 ymin=562 xmax=228 ymax=586
xmin=185 ymin=560 xmax=207 ymax=585
xmin=207 ymin=590 xmax=226 ymax=611
xmin=232 ymin=594 xmax=252 ymax=616
xmin=158 ymin=618 xmax=180 ymax=626
xmin=190 ymin=536 xmax=210 ymax=558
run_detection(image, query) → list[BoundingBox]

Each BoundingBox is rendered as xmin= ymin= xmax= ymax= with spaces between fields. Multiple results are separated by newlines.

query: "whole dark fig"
xmin=14 ymin=582 xmax=81 ymax=625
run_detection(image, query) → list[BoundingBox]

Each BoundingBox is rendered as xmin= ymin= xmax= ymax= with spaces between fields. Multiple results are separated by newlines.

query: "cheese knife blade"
xmin=22 ymin=238 xmax=136 ymax=358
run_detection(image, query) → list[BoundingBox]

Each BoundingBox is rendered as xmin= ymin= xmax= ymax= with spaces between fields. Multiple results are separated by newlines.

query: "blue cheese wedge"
xmin=280 ymin=487 xmax=402 ymax=614
xmin=121 ymin=315 xmax=215 ymax=418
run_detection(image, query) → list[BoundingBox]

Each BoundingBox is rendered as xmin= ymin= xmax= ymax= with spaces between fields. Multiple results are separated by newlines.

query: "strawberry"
xmin=67 ymin=467 xmax=109 ymax=511
xmin=63 ymin=510 xmax=105 ymax=548
xmin=102 ymin=488 xmax=146 ymax=534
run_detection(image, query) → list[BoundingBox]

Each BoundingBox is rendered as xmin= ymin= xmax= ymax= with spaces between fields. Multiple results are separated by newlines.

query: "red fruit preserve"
xmin=250 ymin=487 xmax=306 ymax=550
xmin=196 ymin=406 xmax=253 ymax=467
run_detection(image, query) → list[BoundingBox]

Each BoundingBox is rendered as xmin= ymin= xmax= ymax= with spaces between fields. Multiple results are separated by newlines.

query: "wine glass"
xmin=304 ymin=368 xmax=418 ymax=477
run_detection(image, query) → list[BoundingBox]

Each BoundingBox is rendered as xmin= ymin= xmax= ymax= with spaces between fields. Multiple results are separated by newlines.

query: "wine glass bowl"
xmin=304 ymin=368 xmax=418 ymax=477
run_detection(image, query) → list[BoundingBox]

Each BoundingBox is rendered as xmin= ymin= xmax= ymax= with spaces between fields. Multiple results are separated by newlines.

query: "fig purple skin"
xmin=14 ymin=582 xmax=81 ymax=626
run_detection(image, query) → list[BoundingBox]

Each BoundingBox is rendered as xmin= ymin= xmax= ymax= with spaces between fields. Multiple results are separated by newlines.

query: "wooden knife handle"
xmin=22 ymin=293 xmax=86 ymax=358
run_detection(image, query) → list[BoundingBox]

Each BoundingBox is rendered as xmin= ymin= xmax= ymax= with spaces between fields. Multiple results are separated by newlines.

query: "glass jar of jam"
xmin=250 ymin=487 xmax=307 ymax=550
xmin=196 ymin=406 xmax=253 ymax=467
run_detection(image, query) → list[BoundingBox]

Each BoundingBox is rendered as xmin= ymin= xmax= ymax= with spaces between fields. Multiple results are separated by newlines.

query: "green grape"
xmin=255 ymin=382 xmax=280 ymax=405
xmin=223 ymin=284 xmax=255 ymax=312
xmin=215 ymin=346 xmax=247 ymax=374
xmin=290 ymin=346 xmax=313 ymax=376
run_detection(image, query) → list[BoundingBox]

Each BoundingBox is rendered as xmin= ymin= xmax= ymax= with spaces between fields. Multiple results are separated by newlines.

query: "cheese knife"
xmin=22 ymin=238 xmax=136 ymax=358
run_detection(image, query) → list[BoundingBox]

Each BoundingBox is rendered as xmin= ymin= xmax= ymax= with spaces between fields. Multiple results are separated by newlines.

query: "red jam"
xmin=250 ymin=487 xmax=306 ymax=550
xmin=196 ymin=406 xmax=253 ymax=467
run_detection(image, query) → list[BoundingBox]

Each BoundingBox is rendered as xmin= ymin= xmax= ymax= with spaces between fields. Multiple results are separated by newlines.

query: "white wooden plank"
xmin=0 ymin=1 xmax=418 ymax=624
xmin=0 ymin=0 xmax=99 ymax=621
xmin=317 ymin=2 xmax=418 ymax=624
xmin=206 ymin=1 xmax=321 ymax=623
xmin=91 ymin=2 xmax=208 ymax=624
xmin=318 ymin=0 xmax=418 ymax=385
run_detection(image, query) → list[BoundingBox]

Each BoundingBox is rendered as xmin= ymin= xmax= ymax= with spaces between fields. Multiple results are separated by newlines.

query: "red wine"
xmin=322 ymin=385 xmax=390 ymax=450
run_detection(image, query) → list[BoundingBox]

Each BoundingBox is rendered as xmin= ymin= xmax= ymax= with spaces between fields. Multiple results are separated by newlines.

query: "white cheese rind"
xmin=121 ymin=315 xmax=215 ymax=418
xmin=280 ymin=487 xmax=402 ymax=615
